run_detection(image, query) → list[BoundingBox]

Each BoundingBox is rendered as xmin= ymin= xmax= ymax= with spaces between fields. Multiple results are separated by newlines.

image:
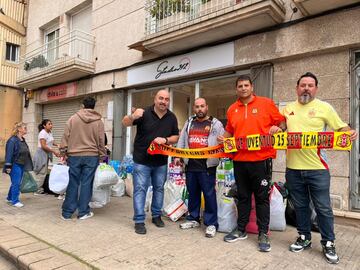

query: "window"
xmin=5 ymin=43 xmax=20 ymax=62
xmin=45 ymin=28 xmax=59 ymax=63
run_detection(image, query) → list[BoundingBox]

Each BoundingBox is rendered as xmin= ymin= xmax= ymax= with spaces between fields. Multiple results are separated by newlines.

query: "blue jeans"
xmin=186 ymin=171 xmax=218 ymax=227
xmin=133 ymin=162 xmax=167 ymax=223
xmin=7 ymin=163 xmax=24 ymax=204
xmin=62 ymin=156 xmax=99 ymax=218
xmin=286 ymin=168 xmax=335 ymax=243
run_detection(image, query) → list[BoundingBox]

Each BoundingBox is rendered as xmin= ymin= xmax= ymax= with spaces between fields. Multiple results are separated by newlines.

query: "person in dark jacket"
xmin=3 ymin=122 xmax=33 ymax=207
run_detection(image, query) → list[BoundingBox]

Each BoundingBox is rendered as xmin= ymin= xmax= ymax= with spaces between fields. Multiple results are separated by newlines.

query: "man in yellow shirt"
xmin=282 ymin=72 xmax=357 ymax=264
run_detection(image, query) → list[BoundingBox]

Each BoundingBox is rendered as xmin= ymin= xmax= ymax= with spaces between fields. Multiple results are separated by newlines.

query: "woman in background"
xmin=3 ymin=122 xmax=33 ymax=207
xmin=33 ymin=119 xmax=60 ymax=193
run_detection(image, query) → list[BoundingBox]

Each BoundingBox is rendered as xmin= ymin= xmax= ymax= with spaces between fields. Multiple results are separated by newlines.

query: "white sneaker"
xmin=205 ymin=225 xmax=217 ymax=238
xmin=180 ymin=220 xmax=200 ymax=229
xmin=57 ymin=195 xmax=64 ymax=200
xmin=78 ymin=212 xmax=94 ymax=220
xmin=13 ymin=202 xmax=24 ymax=208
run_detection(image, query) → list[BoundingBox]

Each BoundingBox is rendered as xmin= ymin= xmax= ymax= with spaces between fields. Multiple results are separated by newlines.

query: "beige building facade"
xmin=0 ymin=0 xmax=26 ymax=162
xmin=18 ymin=0 xmax=360 ymax=216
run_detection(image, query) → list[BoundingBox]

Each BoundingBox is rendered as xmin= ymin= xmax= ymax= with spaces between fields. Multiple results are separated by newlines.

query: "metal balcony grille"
xmin=145 ymin=0 xmax=248 ymax=36
xmin=18 ymin=30 xmax=95 ymax=81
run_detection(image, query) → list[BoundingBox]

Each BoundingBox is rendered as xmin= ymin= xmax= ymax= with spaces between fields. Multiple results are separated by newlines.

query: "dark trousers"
xmin=286 ymin=168 xmax=334 ymax=243
xmin=233 ymin=159 xmax=272 ymax=233
xmin=185 ymin=171 xmax=218 ymax=227
xmin=62 ymin=156 xmax=99 ymax=218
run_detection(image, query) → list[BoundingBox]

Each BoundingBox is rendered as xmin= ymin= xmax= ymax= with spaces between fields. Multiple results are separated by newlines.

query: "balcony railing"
xmin=145 ymin=0 xmax=251 ymax=36
xmin=18 ymin=30 xmax=95 ymax=83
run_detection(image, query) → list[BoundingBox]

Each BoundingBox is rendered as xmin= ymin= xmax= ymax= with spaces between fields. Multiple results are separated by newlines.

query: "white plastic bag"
xmin=111 ymin=177 xmax=125 ymax=197
xmin=124 ymin=174 xmax=133 ymax=197
xmin=164 ymin=198 xmax=188 ymax=222
xmin=49 ymin=164 xmax=69 ymax=194
xmin=144 ymin=186 xmax=153 ymax=212
xmin=163 ymin=180 xmax=186 ymax=211
xmin=90 ymin=186 xmax=111 ymax=208
xmin=94 ymin=163 xmax=118 ymax=189
xmin=217 ymin=186 xmax=237 ymax=233
xmin=270 ymin=186 xmax=286 ymax=231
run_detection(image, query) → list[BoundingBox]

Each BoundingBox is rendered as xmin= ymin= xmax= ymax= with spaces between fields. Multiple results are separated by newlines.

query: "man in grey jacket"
xmin=176 ymin=97 xmax=224 ymax=238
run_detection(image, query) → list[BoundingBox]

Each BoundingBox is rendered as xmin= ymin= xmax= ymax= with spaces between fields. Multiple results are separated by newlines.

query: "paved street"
xmin=0 ymin=173 xmax=359 ymax=270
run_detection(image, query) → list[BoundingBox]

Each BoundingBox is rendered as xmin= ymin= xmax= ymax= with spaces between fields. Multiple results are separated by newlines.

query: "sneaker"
xmin=205 ymin=225 xmax=216 ymax=238
xmin=322 ymin=241 xmax=339 ymax=264
xmin=224 ymin=228 xmax=248 ymax=243
xmin=61 ymin=215 xmax=72 ymax=221
xmin=180 ymin=220 xmax=200 ymax=229
xmin=258 ymin=232 xmax=271 ymax=252
xmin=78 ymin=212 xmax=94 ymax=220
xmin=33 ymin=190 xmax=46 ymax=196
xmin=152 ymin=216 xmax=165 ymax=227
xmin=289 ymin=235 xmax=312 ymax=252
xmin=135 ymin=223 xmax=147 ymax=234
xmin=12 ymin=202 xmax=24 ymax=208
xmin=57 ymin=195 xmax=65 ymax=200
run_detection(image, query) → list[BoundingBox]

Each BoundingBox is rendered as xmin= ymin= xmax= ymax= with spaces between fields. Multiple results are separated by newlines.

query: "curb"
xmin=0 ymin=219 xmax=97 ymax=270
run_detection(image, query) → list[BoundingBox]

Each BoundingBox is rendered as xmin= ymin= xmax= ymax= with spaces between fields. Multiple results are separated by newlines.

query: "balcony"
xmin=294 ymin=0 xmax=360 ymax=16
xmin=130 ymin=0 xmax=285 ymax=55
xmin=17 ymin=30 xmax=95 ymax=89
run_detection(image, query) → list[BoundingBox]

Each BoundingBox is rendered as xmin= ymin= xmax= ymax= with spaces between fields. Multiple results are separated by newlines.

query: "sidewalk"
xmin=0 ymin=174 xmax=359 ymax=270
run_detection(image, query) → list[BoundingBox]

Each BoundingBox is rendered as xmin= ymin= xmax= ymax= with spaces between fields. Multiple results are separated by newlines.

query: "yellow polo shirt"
xmin=282 ymin=99 xmax=347 ymax=170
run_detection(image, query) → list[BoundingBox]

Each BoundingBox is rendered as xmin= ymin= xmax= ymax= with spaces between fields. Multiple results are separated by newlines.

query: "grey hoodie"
xmin=61 ymin=109 xmax=106 ymax=157
xmin=177 ymin=116 xmax=224 ymax=168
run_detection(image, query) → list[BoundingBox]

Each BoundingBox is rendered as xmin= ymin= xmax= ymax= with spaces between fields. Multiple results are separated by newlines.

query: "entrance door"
xmin=351 ymin=50 xmax=360 ymax=210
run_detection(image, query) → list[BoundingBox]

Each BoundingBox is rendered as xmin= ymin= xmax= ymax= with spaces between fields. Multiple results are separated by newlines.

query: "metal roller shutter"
xmin=42 ymin=99 xmax=82 ymax=149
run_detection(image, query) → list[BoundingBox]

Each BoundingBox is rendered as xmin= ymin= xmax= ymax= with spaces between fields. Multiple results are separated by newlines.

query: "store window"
xmin=5 ymin=43 xmax=20 ymax=62
xmin=200 ymin=76 xmax=237 ymax=127
xmin=351 ymin=50 xmax=360 ymax=210
xmin=125 ymin=65 xmax=273 ymax=155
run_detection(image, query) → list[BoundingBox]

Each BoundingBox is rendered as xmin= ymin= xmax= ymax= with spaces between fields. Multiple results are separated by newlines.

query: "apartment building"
xmin=0 ymin=0 xmax=26 ymax=162
xmin=18 ymin=0 xmax=360 ymax=216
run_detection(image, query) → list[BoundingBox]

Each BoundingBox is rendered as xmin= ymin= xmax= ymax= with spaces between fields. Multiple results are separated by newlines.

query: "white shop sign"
xmin=127 ymin=42 xmax=234 ymax=85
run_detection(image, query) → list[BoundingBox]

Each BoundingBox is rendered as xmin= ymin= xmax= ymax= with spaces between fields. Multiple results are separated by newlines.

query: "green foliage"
xmin=150 ymin=0 xmax=191 ymax=19
xmin=24 ymin=54 xmax=49 ymax=71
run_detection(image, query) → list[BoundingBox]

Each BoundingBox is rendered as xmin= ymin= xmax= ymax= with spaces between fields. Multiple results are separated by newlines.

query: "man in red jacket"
xmin=219 ymin=75 xmax=285 ymax=252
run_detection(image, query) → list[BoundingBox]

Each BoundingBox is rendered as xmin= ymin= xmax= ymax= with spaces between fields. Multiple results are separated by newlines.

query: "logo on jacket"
xmin=252 ymin=108 xmax=258 ymax=114
xmin=260 ymin=179 xmax=268 ymax=186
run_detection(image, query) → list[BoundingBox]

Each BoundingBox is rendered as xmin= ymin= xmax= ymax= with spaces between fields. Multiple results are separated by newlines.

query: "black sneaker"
xmin=135 ymin=223 xmax=147 ymax=234
xmin=322 ymin=241 xmax=339 ymax=264
xmin=224 ymin=228 xmax=247 ymax=243
xmin=152 ymin=216 xmax=165 ymax=228
xmin=258 ymin=232 xmax=271 ymax=252
xmin=289 ymin=235 xmax=312 ymax=252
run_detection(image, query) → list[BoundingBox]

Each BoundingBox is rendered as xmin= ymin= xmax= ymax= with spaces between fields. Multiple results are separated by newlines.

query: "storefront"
xmin=124 ymin=42 xmax=273 ymax=155
xmin=33 ymin=81 xmax=115 ymax=161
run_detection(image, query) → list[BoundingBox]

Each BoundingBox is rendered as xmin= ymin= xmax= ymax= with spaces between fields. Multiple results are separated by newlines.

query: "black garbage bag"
xmin=285 ymin=195 xmax=320 ymax=233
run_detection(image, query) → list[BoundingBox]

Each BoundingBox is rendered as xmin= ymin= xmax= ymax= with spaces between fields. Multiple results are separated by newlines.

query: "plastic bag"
xmin=163 ymin=180 xmax=187 ymax=211
xmin=94 ymin=163 xmax=118 ymax=189
xmin=124 ymin=174 xmax=133 ymax=197
xmin=111 ymin=176 xmax=125 ymax=197
xmin=90 ymin=186 xmax=111 ymax=208
xmin=49 ymin=164 xmax=69 ymax=194
xmin=216 ymin=158 xmax=235 ymax=195
xmin=21 ymin=172 xmax=38 ymax=193
xmin=217 ymin=186 xmax=237 ymax=233
xmin=270 ymin=186 xmax=286 ymax=231
xmin=144 ymin=186 xmax=153 ymax=212
xmin=164 ymin=198 xmax=188 ymax=221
